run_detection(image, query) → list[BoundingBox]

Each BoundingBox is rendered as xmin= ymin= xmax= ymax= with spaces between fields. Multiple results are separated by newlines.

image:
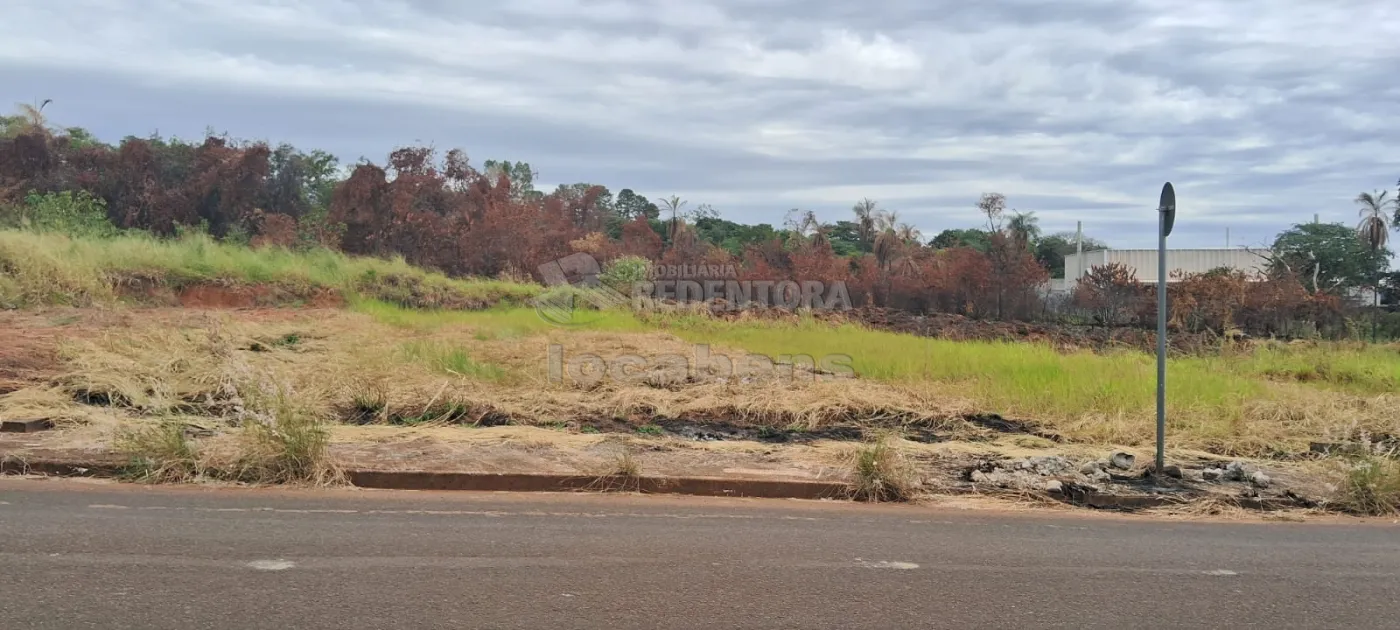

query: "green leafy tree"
xmin=61 ymin=127 xmax=103 ymax=150
xmin=1034 ymin=232 xmax=1108 ymax=278
xmin=1269 ymin=222 xmax=1391 ymax=293
xmin=694 ymin=216 xmax=779 ymax=256
xmin=482 ymin=160 xmax=540 ymax=201
xmin=929 ymin=228 xmax=992 ymax=252
xmin=615 ymin=189 xmax=659 ymax=220
xmin=825 ymin=220 xmax=864 ymax=256
xmin=9 ymin=190 xmax=116 ymax=237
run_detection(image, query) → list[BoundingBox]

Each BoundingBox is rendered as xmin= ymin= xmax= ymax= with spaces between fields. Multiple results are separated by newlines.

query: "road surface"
xmin=0 ymin=478 xmax=1397 ymax=629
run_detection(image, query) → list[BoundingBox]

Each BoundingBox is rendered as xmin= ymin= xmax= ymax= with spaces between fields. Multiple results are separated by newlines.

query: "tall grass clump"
xmin=226 ymin=385 xmax=340 ymax=485
xmin=116 ymin=419 xmax=201 ymax=483
xmin=1333 ymin=455 xmax=1400 ymax=516
xmin=848 ymin=431 xmax=917 ymax=502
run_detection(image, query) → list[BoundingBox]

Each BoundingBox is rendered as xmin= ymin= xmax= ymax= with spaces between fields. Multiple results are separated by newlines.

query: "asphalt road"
xmin=1 ymin=479 xmax=1397 ymax=629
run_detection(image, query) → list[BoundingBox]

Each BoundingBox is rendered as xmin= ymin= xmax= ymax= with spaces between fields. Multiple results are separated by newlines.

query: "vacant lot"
xmin=2 ymin=229 xmax=1398 ymax=513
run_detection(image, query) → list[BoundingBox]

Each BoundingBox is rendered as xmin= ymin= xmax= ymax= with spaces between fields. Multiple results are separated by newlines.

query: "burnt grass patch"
xmin=566 ymin=417 xmax=944 ymax=444
xmin=963 ymin=413 xmax=1062 ymax=442
xmin=323 ymin=402 xmax=1050 ymax=445
xmin=336 ymin=402 xmax=513 ymax=427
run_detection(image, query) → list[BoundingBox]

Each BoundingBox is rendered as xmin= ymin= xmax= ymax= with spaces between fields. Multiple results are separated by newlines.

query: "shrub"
xmin=1073 ymin=263 xmax=1145 ymax=326
xmin=599 ymin=255 xmax=652 ymax=293
xmin=848 ymin=431 xmax=917 ymax=502
xmin=6 ymin=190 xmax=116 ymax=237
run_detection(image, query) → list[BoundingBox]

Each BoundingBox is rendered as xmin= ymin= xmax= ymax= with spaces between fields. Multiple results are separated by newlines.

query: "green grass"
xmin=660 ymin=317 xmax=1268 ymax=422
xmin=399 ymin=340 xmax=509 ymax=381
xmin=353 ymin=299 xmax=648 ymax=335
xmin=1234 ymin=343 xmax=1400 ymax=395
xmin=0 ymin=228 xmax=540 ymax=308
xmin=356 ymin=304 xmax=1399 ymax=443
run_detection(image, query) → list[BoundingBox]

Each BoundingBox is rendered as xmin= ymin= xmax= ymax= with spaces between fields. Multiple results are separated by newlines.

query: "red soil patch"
xmin=0 ymin=310 xmax=100 ymax=393
xmin=176 ymin=283 xmax=345 ymax=309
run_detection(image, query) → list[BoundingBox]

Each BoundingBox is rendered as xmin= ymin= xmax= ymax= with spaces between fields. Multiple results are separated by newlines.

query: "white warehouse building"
xmin=1063 ymin=248 xmax=1267 ymax=284
xmin=1051 ymin=248 xmax=1377 ymax=305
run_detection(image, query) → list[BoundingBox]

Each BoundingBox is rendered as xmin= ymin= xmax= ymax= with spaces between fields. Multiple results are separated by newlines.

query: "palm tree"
xmin=873 ymin=228 xmax=899 ymax=271
xmin=1356 ymin=190 xmax=1393 ymax=251
xmin=660 ymin=195 xmax=687 ymax=245
xmin=875 ymin=209 xmax=899 ymax=232
xmin=1006 ymin=211 xmax=1041 ymax=247
xmin=852 ymin=198 xmax=879 ymax=251
xmin=1355 ymin=189 xmax=1395 ymax=341
xmin=4 ymin=99 xmax=51 ymax=138
xmin=895 ymin=222 xmax=922 ymax=245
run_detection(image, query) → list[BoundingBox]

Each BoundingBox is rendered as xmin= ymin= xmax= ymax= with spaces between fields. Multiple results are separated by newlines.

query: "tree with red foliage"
xmin=924 ymin=246 xmax=994 ymax=316
xmin=249 ymin=211 xmax=299 ymax=248
xmin=1073 ymin=263 xmax=1146 ymax=326
xmin=619 ymin=215 xmax=664 ymax=261
xmin=985 ymin=232 xmax=1049 ymax=320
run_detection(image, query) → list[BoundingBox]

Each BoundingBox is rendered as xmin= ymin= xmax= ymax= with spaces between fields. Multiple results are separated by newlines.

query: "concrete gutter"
xmin=0 ymin=457 xmax=1308 ymax=511
xmin=0 ymin=458 xmax=850 ymax=500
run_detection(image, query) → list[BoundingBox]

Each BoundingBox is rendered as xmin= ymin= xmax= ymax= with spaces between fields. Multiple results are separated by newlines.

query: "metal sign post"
xmin=1156 ymin=183 xmax=1175 ymax=474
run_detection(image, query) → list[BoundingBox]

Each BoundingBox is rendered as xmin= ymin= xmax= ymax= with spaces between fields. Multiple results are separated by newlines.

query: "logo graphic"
xmin=533 ymin=253 xmax=629 ymax=326
xmin=533 ymin=252 xmax=852 ymax=326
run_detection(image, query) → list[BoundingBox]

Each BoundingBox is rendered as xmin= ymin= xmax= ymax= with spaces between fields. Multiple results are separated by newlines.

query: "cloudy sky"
xmin=3 ymin=0 xmax=1398 ymax=249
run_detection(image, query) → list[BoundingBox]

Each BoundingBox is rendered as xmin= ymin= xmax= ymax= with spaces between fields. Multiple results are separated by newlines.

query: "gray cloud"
xmin=2 ymin=0 xmax=1397 ymax=251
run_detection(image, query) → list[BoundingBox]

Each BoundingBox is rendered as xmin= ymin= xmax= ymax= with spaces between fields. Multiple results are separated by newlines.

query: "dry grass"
xmin=847 ymin=431 xmax=918 ymax=502
xmin=217 ymin=383 xmax=342 ymax=485
xmin=0 ymin=386 xmax=109 ymax=426
xmin=581 ymin=442 xmax=645 ymax=493
xmin=116 ymin=418 xmax=202 ymax=483
xmin=8 ymin=305 xmax=1400 ymax=486
xmin=37 ymin=311 xmax=971 ymax=436
xmin=40 ymin=321 xmax=341 ymax=486
xmin=1332 ymin=455 xmax=1400 ymax=516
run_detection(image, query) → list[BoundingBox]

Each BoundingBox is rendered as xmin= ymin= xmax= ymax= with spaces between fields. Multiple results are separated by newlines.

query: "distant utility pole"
xmin=1075 ymin=221 xmax=1083 ymax=280
xmin=1225 ymin=228 xmax=1230 ymax=248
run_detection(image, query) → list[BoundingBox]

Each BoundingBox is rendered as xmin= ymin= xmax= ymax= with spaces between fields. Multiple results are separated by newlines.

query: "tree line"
xmin=2 ymin=101 xmax=1396 ymax=337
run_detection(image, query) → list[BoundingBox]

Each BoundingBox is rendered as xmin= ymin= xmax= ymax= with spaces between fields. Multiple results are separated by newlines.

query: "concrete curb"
xmin=0 ymin=458 xmax=1307 ymax=511
xmin=1 ymin=459 xmax=123 ymax=477
xmin=345 ymin=470 xmax=851 ymax=500
xmin=0 ymin=459 xmax=851 ymax=501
